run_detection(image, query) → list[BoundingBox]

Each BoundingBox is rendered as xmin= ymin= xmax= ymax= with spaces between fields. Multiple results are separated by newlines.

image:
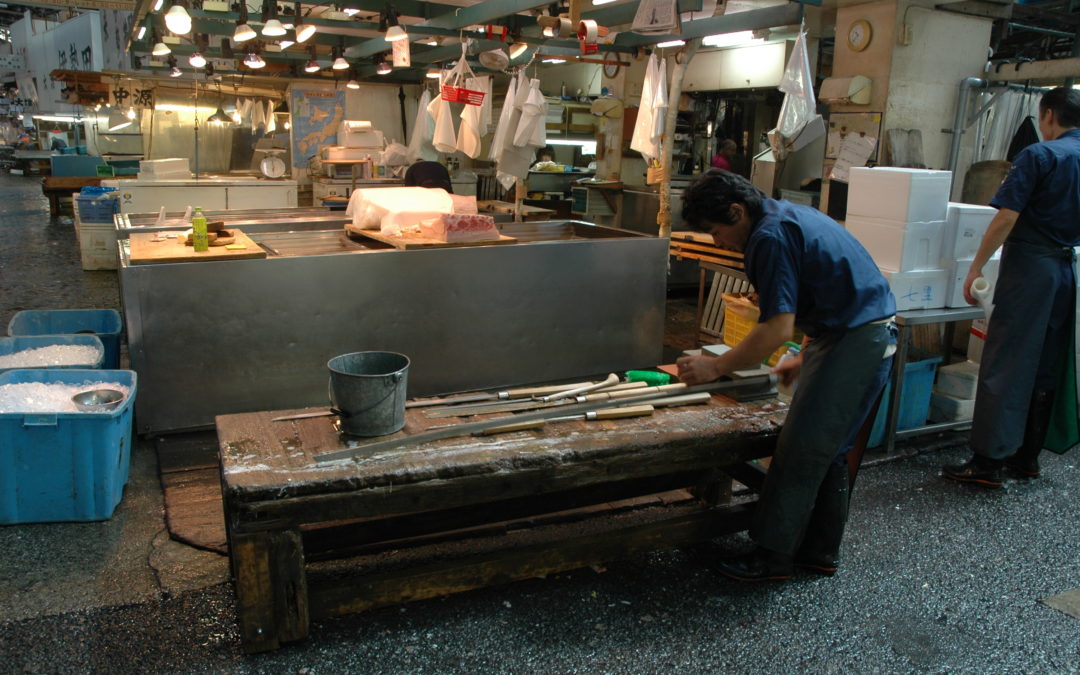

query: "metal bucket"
xmin=327 ymin=351 xmax=410 ymax=436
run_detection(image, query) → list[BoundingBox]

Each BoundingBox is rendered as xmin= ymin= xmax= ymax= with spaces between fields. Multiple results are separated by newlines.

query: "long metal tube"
xmin=947 ymin=77 xmax=985 ymax=177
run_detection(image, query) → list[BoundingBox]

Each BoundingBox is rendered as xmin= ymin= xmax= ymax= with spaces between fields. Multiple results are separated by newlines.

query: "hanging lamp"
xmin=234 ymin=2 xmax=257 ymax=42
xmin=294 ymin=1 xmax=316 ymax=42
xmin=164 ymin=2 xmax=192 ymax=35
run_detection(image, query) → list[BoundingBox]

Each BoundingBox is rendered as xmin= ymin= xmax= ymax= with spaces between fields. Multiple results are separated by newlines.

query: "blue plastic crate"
xmin=867 ymin=352 xmax=944 ymax=447
xmin=0 ymin=369 xmax=137 ymax=523
xmin=75 ymin=194 xmax=120 ymax=223
xmin=0 ymin=335 xmax=104 ymax=374
xmin=7 ymin=309 xmax=123 ymax=369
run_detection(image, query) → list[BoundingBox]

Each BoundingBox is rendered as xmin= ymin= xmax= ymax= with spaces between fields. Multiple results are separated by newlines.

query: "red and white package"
xmin=420 ymin=213 xmax=501 ymax=242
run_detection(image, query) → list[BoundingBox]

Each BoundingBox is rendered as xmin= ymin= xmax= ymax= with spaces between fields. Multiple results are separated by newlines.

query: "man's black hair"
xmin=680 ymin=169 xmax=766 ymax=232
xmin=1040 ymin=87 xmax=1080 ymax=128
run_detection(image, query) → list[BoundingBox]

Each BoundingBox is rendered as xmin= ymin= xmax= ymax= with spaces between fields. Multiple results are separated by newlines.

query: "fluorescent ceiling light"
xmin=234 ymin=22 xmax=257 ymax=42
xmin=592 ymin=0 xmax=617 ymax=4
xmin=278 ymin=39 xmax=295 ymax=49
xmin=296 ymin=23 xmax=316 ymax=42
xmin=384 ymin=24 xmax=407 ymax=41
xmin=332 ymin=56 xmax=349 ymax=70
xmin=108 ymin=107 xmax=133 ymax=131
xmin=656 ymin=39 xmax=685 ymax=49
xmin=343 ymin=7 xmax=361 ymax=15
xmin=188 ymin=52 xmax=206 ymax=68
xmin=425 ymin=63 xmax=441 ymax=78
xmin=153 ymin=0 xmax=164 ymax=10
xmin=137 ymin=25 xmax=146 ymax=40
xmin=33 ymin=114 xmax=85 ymax=122
xmin=548 ymin=138 xmax=597 ymax=153
xmin=164 ymin=4 xmax=192 ymax=35
xmin=702 ymin=30 xmax=763 ymax=48
xmin=262 ymin=19 xmax=286 ymax=36
xmin=152 ymin=41 xmax=171 ymax=56
xmin=542 ymin=58 xmax=566 ymax=64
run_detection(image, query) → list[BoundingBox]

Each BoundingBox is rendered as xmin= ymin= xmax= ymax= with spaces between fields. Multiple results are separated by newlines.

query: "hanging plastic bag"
xmin=441 ymin=49 xmax=487 ymax=106
xmin=770 ymin=29 xmax=824 ymax=159
xmin=406 ymin=89 xmax=435 ymax=164
xmin=489 ymin=76 xmax=518 ymax=162
xmin=630 ymin=54 xmax=661 ymax=162
xmin=651 ymin=58 xmax=668 ymax=149
xmin=428 ymin=92 xmax=457 ymax=154
xmin=380 ymin=141 xmax=411 ymax=167
xmin=457 ymin=77 xmax=488 ymax=158
xmin=513 ymin=78 xmax=545 ymax=148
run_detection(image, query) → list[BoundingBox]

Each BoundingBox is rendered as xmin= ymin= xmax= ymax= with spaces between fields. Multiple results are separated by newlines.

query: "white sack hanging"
xmin=428 ymin=92 xmax=458 ymax=153
xmin=264 ymin=100 xmax=276 ymax=134
xmin=650 ymin=58 xmax=668 ymax=148
xmin=512 ymin=78 xmax=545 ymax=148
xmin=456 ymin=76 xmax=486 ymax=158
xmin=250 ymin=99 xmax=266 ymax=133
xmin=488 ymin=76 xmax=518 ymax=162
xmin=406 ymin=89 xmax=436 ymax=163
xmin=630 ymin=54 xmax=660 ymax=161
xmin=496 ymin=71 xmax=534 ymax=187
xmin=238 ymin=98 xmax=253 ymax=124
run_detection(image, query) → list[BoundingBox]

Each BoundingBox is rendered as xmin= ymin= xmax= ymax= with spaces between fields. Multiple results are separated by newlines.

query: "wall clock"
xmin=602 ymin=51 xmax=626 ymax=78
xmin=847 ymin=19 xmax=872 ymax=52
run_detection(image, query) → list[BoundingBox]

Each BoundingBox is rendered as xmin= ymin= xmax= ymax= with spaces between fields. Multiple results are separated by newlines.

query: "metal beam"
xmin=3 ymin=0 xmax=134 ymax=10
xmin=613 ymin=2 xmax=803 ymax=47
xmin=986 ymin=55 xmax=1080 ymax=82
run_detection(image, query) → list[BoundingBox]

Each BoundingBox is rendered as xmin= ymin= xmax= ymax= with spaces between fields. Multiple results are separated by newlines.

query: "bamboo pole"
xmin=657 ymin=38 xmax=702 ymax=241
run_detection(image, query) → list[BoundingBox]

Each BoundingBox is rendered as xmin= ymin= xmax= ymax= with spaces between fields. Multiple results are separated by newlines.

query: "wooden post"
xmin=514 ymin=178 xmax=526 ymax=222
xmin=657 ymin=39 xmax=702 ymax=242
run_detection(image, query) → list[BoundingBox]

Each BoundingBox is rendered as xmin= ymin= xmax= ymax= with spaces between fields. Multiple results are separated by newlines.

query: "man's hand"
xmin=771 ymin=350 xmax=802 ymax=386
xmin=676 ymin=355 xmax=722 ymax=385
xmin=962 ymin=267 xmax=982 ymax=306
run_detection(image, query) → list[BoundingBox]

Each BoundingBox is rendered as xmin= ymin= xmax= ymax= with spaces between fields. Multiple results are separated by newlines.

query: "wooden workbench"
xmin=217 ymin=391 xmax=785 ymax=652
xmin=41 ymin=176 xmax=103 ymax=216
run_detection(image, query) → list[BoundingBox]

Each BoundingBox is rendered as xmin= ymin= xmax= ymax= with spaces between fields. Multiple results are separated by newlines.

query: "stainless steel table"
xmin=884 ymin=306 xmax=986 ymax=452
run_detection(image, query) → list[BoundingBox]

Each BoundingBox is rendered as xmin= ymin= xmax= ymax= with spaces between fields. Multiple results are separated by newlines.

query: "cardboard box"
xmin=848 ymin=216 xmax=945 ymax=271
xmin=879 ymin=267 xmax=949 ymax=311
xmin=936 ymin=359 xmax=980 ymax=399
xmin=944 ymin=202 xmax=996 ymax=259
xmin=847 ymin=167 xmax=952 ymax=223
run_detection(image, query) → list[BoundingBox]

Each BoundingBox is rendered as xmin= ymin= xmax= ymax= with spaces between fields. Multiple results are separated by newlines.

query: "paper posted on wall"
xmin=829 ymin=134 xmax=877 ymax=182
xmin=632 ymin=0 xmax=680 ymax=34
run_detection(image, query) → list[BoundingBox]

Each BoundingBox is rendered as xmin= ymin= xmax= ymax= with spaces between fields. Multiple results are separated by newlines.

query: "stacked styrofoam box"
xmin=138 ymin=158 xmax=191 ymax=179
xmin=846 ymin=167 xmax=952 ymax=311
xmin=941 ymin=202 xmax=998 ymax=307
xmin=72 ymin=195 xmax=119 ymax=270
xmin=929 ymin=360 xmax=980 ymax=423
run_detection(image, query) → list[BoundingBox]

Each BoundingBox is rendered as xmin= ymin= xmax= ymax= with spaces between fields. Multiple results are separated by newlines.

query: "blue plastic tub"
xmin=0 ymin=335 xmax=104 ymax=374
xmin=75 ymin=194 xmax=120 ymax=223
xmin=0 ymin=368 xmax=137 ymax=523
xmin=8 ymin=309 xmax=123 ymax=369
xmin=867 ymin=352 xmax=944 ymax=447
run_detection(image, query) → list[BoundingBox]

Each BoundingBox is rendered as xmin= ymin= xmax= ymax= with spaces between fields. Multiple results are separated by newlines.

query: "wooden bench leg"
xmin=231 ymin=529 xmax=309 ymax=653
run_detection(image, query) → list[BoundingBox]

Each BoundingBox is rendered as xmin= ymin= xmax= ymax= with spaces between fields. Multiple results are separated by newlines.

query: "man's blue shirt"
xmin=991 ymin=128 xmax=1080 ymax=247
xmin=745 ymin=199 xmax=896 ymax=337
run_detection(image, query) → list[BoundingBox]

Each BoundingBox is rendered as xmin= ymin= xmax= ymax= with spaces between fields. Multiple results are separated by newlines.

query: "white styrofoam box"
xmin=322 ymin=146 xmax=379 ymax=161
xmin=929 ymin=389 xmax=976 ymax=422
xmin=77 ymin=221 xmax=118 ymax=270
xmin=703 ymin=344 xmax=733 ymax=357
xmin=936 ymin=360 xmax=980 ymax=399
xmin=968 ymin=317 xmax=989 ymax=363
xmin=846 ymin=167 xmax=952 ymax=223
xmin=944 ymin=202 xmax=996 ymax=259
xmin=879 ymin=267 xmax=949 ymax=311
xmin=847 ymin=216 xmax=945 ymax=271
xmin=138 ymin=158 xmax=190 ymax=177
xmin=945 ymin=254 xmax=1000 ymax=308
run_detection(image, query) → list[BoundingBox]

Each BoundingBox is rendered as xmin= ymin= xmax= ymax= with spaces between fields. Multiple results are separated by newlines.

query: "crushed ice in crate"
xmin=0 ymin=344 xmax=102 ymax=368
xmin=0 ymin=381 xmax=131 ymax=413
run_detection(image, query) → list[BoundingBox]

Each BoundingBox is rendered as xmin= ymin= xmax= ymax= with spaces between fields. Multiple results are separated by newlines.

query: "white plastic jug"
xmin=971 ymin=276 xmax=994 ymax=319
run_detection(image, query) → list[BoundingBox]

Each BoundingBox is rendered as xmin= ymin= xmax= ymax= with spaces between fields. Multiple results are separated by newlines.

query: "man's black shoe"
xmin=1005 ymin=454 xmax=1040 ymax=479
xmin=942 ymin=455 xmax=1004 ymax=488
xmin=716 ymin=548 xmax=793 ymax=582
xmin=793 ymin=554 xmax=838 ymax=577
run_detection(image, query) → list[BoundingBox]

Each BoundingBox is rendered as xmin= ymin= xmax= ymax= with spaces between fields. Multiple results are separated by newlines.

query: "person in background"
xmin=677 ymin=170 xmax=896 ymax=581
xmin=711 ymin=139 xmax=737 ymax=171
xmin=403 ymin=160 xmax=453 ymax=193
xmin=943 ymin=86 xmax=1080 ymax=487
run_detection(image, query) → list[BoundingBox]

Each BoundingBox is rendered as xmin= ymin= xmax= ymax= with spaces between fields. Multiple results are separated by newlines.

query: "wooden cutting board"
xmin=348 ymin=228 xmax=517 ymax=250
xmin=128 ymin=229 xmax=268 ymax=265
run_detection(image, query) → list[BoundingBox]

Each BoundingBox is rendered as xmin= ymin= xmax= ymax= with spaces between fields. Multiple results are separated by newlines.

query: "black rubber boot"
xmin=793 ymin=462 xmax=849 ymax=576
xmin=1006 ymin=389 xmax=1054 ymax=479
xmin=716 ymin=547 xmax=794 ymax=582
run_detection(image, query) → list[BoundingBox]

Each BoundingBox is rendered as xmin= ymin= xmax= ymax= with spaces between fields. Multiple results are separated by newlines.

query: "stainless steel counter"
xmin=621 ymin=188 xmax=698 ymax=287
xmin=119 ymin=220 xmax=668 ymax=434
xmin=114 ymin=207 xmax=351 ymax=237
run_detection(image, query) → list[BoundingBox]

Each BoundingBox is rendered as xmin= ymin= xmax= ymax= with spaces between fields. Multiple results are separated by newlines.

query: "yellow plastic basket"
xmin=720 ymin=293 xmax=803 ymax=366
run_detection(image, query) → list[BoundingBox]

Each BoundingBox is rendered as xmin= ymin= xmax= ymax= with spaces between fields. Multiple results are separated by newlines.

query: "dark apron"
xmin=970 ymin=236 xmax=1076 ymax=459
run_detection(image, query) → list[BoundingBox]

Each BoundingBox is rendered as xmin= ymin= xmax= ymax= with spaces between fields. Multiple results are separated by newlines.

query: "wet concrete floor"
xmin=0 ymin=173 xmax=1076 ymax=673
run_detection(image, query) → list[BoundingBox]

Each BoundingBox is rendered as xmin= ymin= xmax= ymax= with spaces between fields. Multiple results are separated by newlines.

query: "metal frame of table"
xmin=884 ymin=306 xmax=985 ymax=453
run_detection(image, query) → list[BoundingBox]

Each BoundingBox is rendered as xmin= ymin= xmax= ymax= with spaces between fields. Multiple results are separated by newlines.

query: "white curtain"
xmin=973 ymin=88 xmax=1041 ymax=163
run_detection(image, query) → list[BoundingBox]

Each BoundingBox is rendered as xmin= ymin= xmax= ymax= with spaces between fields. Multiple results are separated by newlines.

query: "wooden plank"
xmin=348 ymin=228 xmax=517 ymax=250
xmin=308 ymin=502 xmax=754 ymax=619
xmin=128 ymin=229 xmax=267 ymax=265
xmin=477 ymin=199 xmax=553 ymax=217
xmin=232 ymin=530 xmax=309 ymax=653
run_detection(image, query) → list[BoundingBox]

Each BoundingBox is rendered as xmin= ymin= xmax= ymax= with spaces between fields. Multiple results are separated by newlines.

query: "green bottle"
xmin=192 ymin=206 xmax=208 ymax=252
